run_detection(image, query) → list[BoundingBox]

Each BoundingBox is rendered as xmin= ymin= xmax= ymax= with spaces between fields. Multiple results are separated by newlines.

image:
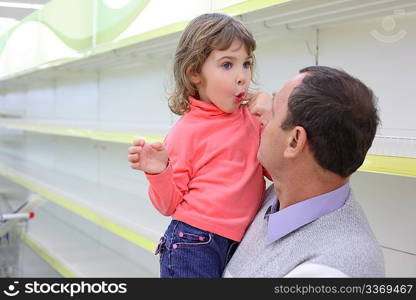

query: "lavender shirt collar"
xmin=265 ymin=183 xmax=350 ymax=245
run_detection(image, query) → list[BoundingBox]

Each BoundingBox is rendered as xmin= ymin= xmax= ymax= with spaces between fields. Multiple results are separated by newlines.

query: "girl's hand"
xmin=247 ymin=92 xmax=273 ymax=116
xmin=128 ymin=139 xmax=169 ymax=174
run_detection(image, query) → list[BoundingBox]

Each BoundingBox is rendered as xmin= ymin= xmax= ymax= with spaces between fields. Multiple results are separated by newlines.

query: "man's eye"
xmin=222 ymin=62 xmax=232 ymax=69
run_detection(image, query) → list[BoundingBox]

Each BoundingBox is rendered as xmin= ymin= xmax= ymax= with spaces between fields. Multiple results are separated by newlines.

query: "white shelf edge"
xmin=21 ymin=207 xmax=157 ymax=277
xmin=0 ymin=164 xmax=159 ymax=254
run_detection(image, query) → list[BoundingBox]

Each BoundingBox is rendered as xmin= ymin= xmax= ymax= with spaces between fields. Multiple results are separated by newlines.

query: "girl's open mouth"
xmin=235 ymin=92 xmax=245 ymax=103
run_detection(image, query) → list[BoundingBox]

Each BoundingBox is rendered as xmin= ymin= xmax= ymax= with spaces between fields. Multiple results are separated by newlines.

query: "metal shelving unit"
xmin=1 ymin=0 xmax=415 ymax=277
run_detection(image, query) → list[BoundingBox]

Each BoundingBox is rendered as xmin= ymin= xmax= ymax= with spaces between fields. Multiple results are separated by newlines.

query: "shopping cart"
xmin=0 ymin=194 xmax=42 ymax=277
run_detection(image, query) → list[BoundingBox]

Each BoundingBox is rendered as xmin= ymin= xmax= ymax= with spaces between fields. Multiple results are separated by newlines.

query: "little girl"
xmin=128 ymin=13 xmax=271 ymax=278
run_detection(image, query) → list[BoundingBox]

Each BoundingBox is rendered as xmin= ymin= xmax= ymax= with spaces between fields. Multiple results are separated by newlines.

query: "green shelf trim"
xmin=0 ymin=167 xmax=158 ymax=254
xmin=359 ymin=154 xmax=416 ymax=178
xmin=1 ymin=122 xmax=415 ymax=177
xmin=20 ymin=233 xmax=76 ymax=278
xmin=0 ymin=121 xmax=164 ymax=144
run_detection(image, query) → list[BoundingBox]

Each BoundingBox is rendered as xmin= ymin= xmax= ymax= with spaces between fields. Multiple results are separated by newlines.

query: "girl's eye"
xmin=243 ymin=61 xmax=252 ymax=69
xmin=222 ymin=62 xmax=232 ymax=70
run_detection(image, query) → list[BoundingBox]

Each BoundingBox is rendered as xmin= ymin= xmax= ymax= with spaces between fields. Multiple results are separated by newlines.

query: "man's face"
xmin=257 ymin=74 xmax=306 ymax=176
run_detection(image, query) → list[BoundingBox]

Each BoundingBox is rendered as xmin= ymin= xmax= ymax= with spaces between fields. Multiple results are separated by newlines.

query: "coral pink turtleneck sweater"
xmin=146 ymin=97 xmax=265 ymax=241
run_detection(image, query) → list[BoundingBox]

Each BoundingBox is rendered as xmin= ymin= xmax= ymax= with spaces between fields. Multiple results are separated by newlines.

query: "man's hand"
xmin=247 ymin=92 xmax=273 ymax=116
xmin=128 ymin=139 xmax=169 ymax=174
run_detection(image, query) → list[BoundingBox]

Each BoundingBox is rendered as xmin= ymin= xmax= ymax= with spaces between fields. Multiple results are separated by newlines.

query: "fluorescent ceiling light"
xmin=0 ymin=1 xmax=44 ymax=9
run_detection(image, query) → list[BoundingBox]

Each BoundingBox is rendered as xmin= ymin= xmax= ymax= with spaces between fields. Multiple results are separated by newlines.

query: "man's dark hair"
xmin=282 ymin=66 xmax=380 ymax=177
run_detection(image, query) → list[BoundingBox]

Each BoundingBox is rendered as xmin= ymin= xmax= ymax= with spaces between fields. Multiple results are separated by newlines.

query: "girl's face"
xmin=190 ymin=39 xmax=253 ymax=113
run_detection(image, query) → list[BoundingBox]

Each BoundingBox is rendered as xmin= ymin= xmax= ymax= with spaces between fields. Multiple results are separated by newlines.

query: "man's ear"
xmin=284 ymin=126 xmax=307 ymax=158
xmin=187 ymin=67 xmax=201 ymax=85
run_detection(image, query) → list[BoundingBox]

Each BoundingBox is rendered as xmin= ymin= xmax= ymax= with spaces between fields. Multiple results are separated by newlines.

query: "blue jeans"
xmin=155 ymin=220 xmax=239 ymax=278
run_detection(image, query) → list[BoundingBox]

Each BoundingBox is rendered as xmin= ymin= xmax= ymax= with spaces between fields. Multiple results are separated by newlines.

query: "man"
xmin=223 ymin=66 xmax=385 ymax=277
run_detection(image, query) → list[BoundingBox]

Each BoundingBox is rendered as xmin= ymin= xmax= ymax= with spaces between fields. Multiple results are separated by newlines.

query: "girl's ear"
xmin=187 ymin=66 xmax=201 ymax=85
